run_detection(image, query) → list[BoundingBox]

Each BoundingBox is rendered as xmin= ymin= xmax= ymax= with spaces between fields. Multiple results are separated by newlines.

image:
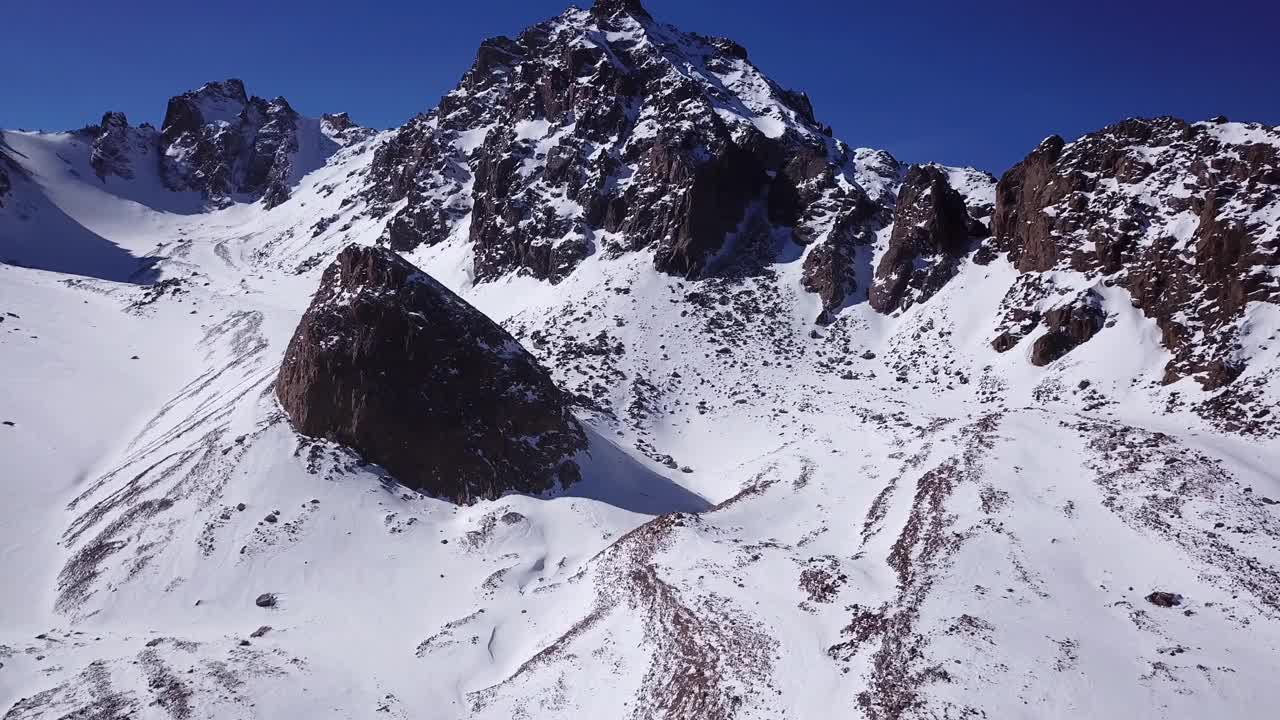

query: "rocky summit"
xmin=276 ymin=245 xmax=586 ymax=503
xmin=3 ymin=0 xmax=1280 ymax=718
xmin=160 ymin=80 xmax=309 ymax=208
xmin=363 ymin=0 xmax=938 ymax=299
xmin=73 ymin=79 xmax=366 ymax=210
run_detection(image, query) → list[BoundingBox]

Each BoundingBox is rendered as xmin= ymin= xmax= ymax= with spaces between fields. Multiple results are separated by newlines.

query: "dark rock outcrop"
xmin=321 ymin=112 xmax=373 ymax=145
xmin=89 ymin=112 xmax=141 ymax=181
xmin=868 ymin=165 xmax=987 ymax=314
xmin=990 ymin=135 xmax=1068 ymax=273
xmin=276 ymin=245 xmax=587 ymax=503
xmin=364 ymin=0 xmax=893 ymax=291
xmin=591 ymin=0 xmax=652 ymax=19
xmin=244 ymin=98 xmax=303 ymax=209
xmin=801 ymin=240 xmax=858 ymax=325
xmin=1029 ymin=291 xmax=1106 ymax=366
xmin=159 ymin=79 xmax=339 ymax=209
xmin=991 ymin=117 xmax=1280 ymax=387
xmin=1145 ymin=591 xmax=1183 ymax=608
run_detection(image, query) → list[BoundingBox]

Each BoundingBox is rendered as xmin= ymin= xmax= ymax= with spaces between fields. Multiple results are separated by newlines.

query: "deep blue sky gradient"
xmin=4 ymin=0 xmax=1276 ymax=172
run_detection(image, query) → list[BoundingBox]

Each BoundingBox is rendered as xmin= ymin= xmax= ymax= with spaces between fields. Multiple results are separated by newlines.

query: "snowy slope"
xmin=2 ymin=2 xmax=1280 ymax=719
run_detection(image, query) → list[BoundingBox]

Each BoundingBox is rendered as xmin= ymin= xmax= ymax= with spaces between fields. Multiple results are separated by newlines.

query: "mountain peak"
xmin=192 ymin=78 xmax=249 ymax=105
xmin=590 ymin=0 xmax=651 ymax=20
xmin=157 ymin=78 xmax=320 ymax=208
xmin=98 ymin=111 xmax=129 ymax=131
xmin=367 ymin=0 xmax=885 ymax=293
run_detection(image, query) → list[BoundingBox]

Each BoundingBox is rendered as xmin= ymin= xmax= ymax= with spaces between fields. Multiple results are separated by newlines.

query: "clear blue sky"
xmin=4 ymin=0 xmax=1276 ymax=173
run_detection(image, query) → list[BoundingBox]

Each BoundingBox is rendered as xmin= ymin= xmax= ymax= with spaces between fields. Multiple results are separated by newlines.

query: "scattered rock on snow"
xmin=1146 ymin=591 xmax=1184 ymax=608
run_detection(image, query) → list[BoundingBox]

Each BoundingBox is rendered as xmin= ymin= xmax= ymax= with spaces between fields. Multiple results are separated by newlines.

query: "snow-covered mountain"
xmin=1 ymin=0 xmax=1278 ymax=718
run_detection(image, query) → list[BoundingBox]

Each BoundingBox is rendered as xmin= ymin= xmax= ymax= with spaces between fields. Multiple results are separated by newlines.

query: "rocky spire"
xmin=868 ymin=165 xmax=985 ymax=314
xmin=89 ymin=112 xmax=137 ymax=181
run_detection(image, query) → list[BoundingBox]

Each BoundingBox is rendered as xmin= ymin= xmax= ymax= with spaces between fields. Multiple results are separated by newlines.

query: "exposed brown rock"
xmin=869 ymin=165 xmax=983 ymax=314
xmin=320 ymin=112 xmax=371 ymax=144
xmin=991 ymin=135 xmax=1069 ymax=273
xmin=1029 ymin=292 xmax=1106 ymax=366
xmin=276 ymin=245 xmax=586 ymax=503
xmin=364 ymin=2 xmax=885 ymax=290
xmin=801 ymin=239 xmax=858 ymax=325
xmin=990 ymin=117 xmax=1280 ymax=391
xmin=990 ymin=331 xmax=1022 ymax=354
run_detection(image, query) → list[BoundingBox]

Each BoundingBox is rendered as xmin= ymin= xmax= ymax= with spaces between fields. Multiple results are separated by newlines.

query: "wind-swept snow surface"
xmin=2 ymin=3 xmax=1279 ymax=718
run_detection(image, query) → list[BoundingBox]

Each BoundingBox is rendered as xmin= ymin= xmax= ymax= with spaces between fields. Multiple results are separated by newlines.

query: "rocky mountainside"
xmin=361 ymin=0 xmax=964 ymax=319
xmin=868 ymin=164 xmax=992 ymax=314
xmin=80 ymin=79 xmax=369 ymax=209
xmin=1 ymin=0 xmax=1279 ymax=718
xmin=276 ymin=245 xmax=586 ymax=503
xmin=986 ymin=118 xmax=1280 ymax=431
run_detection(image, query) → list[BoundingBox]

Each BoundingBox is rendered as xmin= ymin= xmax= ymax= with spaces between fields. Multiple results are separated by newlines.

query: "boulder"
xmin=1145 ymin=591 xmax=1183 ymax=608
xmin=1029 ymin=292 xmax=1106 ymax=366
xmin=275 ymin=245 xmax=587 ymax=503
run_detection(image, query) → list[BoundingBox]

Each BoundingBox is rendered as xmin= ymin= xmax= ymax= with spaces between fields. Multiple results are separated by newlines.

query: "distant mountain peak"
xmin=590 ymin=0 xmax=651 ymax=20
xmin=191 ymin=78 xmax=249 ymax=105
xmin=150 ymin=79 xmax=354 ymax=208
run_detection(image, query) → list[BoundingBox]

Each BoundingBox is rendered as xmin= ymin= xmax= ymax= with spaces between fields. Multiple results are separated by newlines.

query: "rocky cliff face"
xmin=868 ymin=165 xmax=990 ymax=314
xmin=276 ymin=245 xmax=587 ymax=503
xmin=364 ymin=0 xmax=904 ymax=294
xmin=1028 ymin=290 xmax=1107 ymax=367
xmin=320 ymin=112 xmax=372 ymax=145
xmin=988 ymin=117 xmax=1280 ymax=389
